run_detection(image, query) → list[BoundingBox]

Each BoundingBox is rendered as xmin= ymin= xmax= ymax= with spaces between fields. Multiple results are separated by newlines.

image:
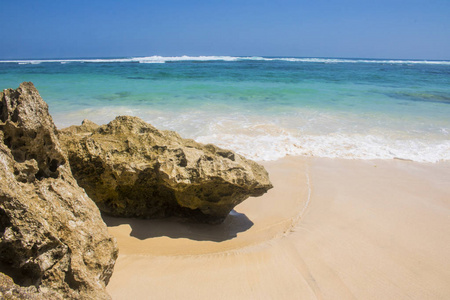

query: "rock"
xmin=0 ymin=82 xmax=118 ymax=299
xmin=0 ymin=272 xmax=53 ymax=299
xmin=60 ymin=116 xmax=273 ymax=224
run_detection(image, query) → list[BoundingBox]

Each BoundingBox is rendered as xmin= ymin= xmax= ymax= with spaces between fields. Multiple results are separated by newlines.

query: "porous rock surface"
xmin=0 ymin=82 xmax=118 ymax=299
xmin=60 ymin=116 xmax=273 ymax=224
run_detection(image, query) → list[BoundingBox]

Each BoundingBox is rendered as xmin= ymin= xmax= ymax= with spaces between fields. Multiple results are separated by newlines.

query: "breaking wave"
xmin=196 ymin=132 xmax=450 ymax=163
xmin=2 ymin=56 xmax=450 ymax=65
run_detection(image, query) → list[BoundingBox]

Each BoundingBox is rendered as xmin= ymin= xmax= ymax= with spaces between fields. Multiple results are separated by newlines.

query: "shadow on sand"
xmin=102 ymin=210 xmax=254 ymax=243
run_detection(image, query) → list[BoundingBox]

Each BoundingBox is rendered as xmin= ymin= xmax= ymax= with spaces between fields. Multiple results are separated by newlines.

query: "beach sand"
xmin=105 ymin=157 xmax=450 ymax=299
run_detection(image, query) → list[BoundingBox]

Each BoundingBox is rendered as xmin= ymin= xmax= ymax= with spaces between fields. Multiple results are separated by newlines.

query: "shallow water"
xmin=1 ymin=56 xmax=449 ymax=162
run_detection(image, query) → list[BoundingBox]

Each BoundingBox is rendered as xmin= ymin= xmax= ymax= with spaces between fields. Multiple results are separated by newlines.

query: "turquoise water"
xmin=1 ymin=56 xmax=449 ymax=162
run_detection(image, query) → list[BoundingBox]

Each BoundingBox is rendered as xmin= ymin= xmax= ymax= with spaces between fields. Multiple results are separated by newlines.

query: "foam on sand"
xmin=196 ymin=130 xmax=450 ymax=163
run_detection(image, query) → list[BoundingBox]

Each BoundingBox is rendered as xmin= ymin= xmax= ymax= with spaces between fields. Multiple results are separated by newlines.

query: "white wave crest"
xmin=196 ymin=132 xmax=450 ymax=163
xmin=17 ymin=61 xmax=41 ymax=65
xmin=2 ymin=56 xmax=450 ymax=65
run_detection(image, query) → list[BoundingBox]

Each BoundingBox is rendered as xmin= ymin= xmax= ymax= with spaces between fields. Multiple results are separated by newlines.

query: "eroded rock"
xmin=60 ymin=116 xmax=273 ymax=224
xmin=0 ymin=82 xmax=118 ymax=299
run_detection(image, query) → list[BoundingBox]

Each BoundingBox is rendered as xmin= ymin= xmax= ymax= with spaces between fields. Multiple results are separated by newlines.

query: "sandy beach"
xmin=105 ymin=156 xmax=450 ymax=299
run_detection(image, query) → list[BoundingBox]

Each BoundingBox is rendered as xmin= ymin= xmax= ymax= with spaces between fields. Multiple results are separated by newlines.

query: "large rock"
xmin=60 ymin=116 xmax=273 ymax=224
xmin=0 ymin=82 xmax=118 ymax=299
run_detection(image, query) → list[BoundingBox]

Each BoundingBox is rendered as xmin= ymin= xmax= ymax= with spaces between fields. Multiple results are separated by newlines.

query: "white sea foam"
xmin=196 ymin=131 xmax=450 ymax=163
xmin=18 ymin=61 xmax=41 ymax=65
xmin=2 ymin=56 xmax=450 ymax=65
xmin=51 ymin=107 xmax=450 ymax=163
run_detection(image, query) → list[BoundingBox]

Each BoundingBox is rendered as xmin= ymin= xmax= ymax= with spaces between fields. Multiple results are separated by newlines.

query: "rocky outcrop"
xmin=60 ymin=116 xmax=273 ymax=224
xmin=0 ymin=83 xmax=118 ymax=299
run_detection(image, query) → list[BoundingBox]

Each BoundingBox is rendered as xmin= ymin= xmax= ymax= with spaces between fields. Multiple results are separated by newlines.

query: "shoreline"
xmin=106 ymin=156 xmax=450 ymax=299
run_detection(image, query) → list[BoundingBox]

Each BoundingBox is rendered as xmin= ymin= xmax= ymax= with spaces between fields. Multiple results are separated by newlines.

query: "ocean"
xmin=1 ymin=56 xmax=449 ymax=162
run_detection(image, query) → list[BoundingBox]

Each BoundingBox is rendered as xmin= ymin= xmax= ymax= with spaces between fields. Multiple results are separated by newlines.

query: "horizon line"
xmin=1 ymin=55 xmax=450 ymax=63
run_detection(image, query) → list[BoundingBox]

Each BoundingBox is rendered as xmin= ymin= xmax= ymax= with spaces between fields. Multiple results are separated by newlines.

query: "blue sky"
xmin=0 ymin=0 xmax=449 ymax=59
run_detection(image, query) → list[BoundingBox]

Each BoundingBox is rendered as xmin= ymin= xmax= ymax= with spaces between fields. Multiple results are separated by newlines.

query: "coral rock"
xmin=0 ymin=82 xmax=118 ymax=299
xmin=60 ymin=116 xmax=273 ymax=224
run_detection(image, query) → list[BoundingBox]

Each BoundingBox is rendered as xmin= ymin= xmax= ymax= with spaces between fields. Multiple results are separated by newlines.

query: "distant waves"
xmin=2 ymin=56 xmax=450 ymax=65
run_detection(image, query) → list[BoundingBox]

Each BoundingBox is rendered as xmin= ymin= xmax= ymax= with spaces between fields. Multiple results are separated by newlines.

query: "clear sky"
xmin=1 ymin=0 xmax=449 ymax=60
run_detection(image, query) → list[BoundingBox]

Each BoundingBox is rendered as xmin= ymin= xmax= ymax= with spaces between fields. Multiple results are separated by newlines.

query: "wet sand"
xmin=105 ymin=157 xmax=450 ymax=299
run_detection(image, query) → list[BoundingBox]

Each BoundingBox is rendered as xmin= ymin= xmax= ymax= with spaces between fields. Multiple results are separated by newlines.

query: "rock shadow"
xmin=102 ymin=210 xmax=253 ymax=243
